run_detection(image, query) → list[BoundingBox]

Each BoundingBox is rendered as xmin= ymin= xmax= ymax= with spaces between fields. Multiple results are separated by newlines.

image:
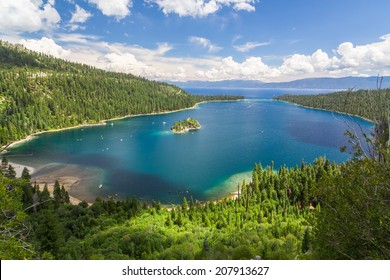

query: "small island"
xmin=171 ymin=118 xmax=201 ymax=134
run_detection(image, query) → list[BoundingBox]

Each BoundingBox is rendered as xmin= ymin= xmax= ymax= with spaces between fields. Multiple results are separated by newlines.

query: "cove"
xmin=4 ymin=88 xmax=373 ymax=204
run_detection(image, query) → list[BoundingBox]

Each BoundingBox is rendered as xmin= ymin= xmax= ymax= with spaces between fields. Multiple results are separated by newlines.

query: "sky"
xmin=1 ymin=0 xmax=390 ymax=82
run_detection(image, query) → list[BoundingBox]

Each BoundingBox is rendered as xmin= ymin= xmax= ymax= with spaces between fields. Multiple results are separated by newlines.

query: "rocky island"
xmin=171 ymin=118 xmax=201 ymax=134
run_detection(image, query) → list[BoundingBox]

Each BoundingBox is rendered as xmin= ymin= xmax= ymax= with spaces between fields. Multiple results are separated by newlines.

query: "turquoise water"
xmin=5 ymin=88 xmax=373 ymax=203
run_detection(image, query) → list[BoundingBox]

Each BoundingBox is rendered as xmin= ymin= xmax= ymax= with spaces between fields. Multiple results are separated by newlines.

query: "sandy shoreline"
xmin=8 ymin=161 xmax=36 ymax=178
xmin=6 ymin=162 xmax=84 ymax=205
xmin=33 ymin=176 xmax=83 ymax=205
xmin=0 ymin=103 xmax=206 ymax=152
xmin=276 ymin=100 xmax=375 ymax=123
xmin=1 ymin=99 xmax=243 ymax=206
xmin=0 ymin=99 xmax=244 ymax=152
xmin=0 ymin=103 xmax=204 ymax=205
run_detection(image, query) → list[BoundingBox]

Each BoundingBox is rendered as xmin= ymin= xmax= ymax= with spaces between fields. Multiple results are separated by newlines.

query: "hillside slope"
xmin=274 ymin=89 xmax=390 ymax=122
xmin=0 ymin=41 xmax=240 ymax=146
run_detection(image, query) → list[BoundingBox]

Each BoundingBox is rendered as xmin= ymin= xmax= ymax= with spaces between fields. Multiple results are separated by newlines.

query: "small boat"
xmin=99 ymin=184 xmax=103 ymax=189
xmin=163 ymin=121 xmax=166 ymax=125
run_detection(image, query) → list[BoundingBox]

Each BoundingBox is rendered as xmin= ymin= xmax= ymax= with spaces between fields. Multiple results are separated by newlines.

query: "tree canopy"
xmin=0 ymin=41 xmax=241 ymax=147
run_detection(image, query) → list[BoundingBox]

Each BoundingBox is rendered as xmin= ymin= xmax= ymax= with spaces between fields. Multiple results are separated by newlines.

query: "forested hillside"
xmin=2 ymin=152 xmax=388 ymax=260
xmin=0 ymin=157 xmax=334 ymax=259
xmin=0 ymin=41 xmax=241 ymax=146
xmin=274 ymin=89 xmax=390 ymax=122
xmin=0 ymin=41 xmax=388 ymax=260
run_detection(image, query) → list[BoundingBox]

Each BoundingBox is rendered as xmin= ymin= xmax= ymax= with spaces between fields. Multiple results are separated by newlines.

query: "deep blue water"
xmin=5 ymin=88 xmax=373 ymax=203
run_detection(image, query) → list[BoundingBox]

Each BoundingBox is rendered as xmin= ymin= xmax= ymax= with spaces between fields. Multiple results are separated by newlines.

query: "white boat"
xmin=99 ymin=184 xmax=103 ymax=189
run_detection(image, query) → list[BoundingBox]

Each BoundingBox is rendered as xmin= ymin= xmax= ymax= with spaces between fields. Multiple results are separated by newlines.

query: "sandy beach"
xmin=3 ymin=162 xmax=82 ymax=205
xmin=0 ymin=104 xmax=204 ymax=153
xmin=0 ymin=99 xmax=243 ymax=153
xmin=1 ymin=100 xmax=243 ymax=206
xmin=8 ymin=161 xmax=36 ymax=178
xmin=33 ymin=176 xmax=83 ymax=205
xmin=30 ymin=163 xmax=104 ymax=205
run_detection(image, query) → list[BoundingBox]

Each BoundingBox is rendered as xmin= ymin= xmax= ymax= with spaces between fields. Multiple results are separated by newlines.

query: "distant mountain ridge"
xmin=173 ymin=76 xmax=390 ymax=90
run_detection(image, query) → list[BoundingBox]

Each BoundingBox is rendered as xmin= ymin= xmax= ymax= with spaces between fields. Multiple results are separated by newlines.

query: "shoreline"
xmin=8 ymin=161 xmax=36 ymax=178
xmin=276 ymin=100 xmax=375 ymax=124
xmin=1 ymin=99 xmax=242 ymax=152
xmin=1 ymin=107 xmax=194 ymax=152
xmin=4 ymin=162 xmax=84 ymax=205
xmin=1 ymin=99 xmax=244 ymax=206
xmin=33 ymin=176 xmax=84 ymax=205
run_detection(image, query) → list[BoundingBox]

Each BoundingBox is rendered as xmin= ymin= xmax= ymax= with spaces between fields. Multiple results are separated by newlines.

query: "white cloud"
xmin=196 ymin=35 xmax=390 ymax=81
xmin=40 ymin=1 xmax=61 ymax=28
xmin=197 ymin=56 xmax=278 ymax=81
xmin=233 ymin=2 xmax=255 ymax=12
xmin=0 ymin=0 xmax=61 ymax=34
xmin=234 ymin=41 xmax=270 ymax=52
xmin=154 ymin=42 xmax=174 ymax=55
xmin=279 ymin=54 xmax=315 ymax=75
xmin=102 ymin=52 xmax=152 ymax=76
xmin=88 ymin=0 xmax=132 ymax=20
xmin=56 ymin=33 xmax=101 ymax=44
xmin=147 ymin=0 xmax=257 ymax=17
xmin=70 ymin=5 xmax=92 ymax=23
xmin=337 ymin=34 xmax=390 ymax=70
xmin=232 ymin=35 xmax=242 ymax=43
xmin=189 ymin=36 xmax=222 ymax=53
xmin=311 ymin=49 xmax=338 ymax=70
xmin=14 ymin=33 xmax=390 ymax=83
xmin=67 ymin=24 xmax=86 ymax=31
xmin=20 ymin=37 xmax=70 ymax=58
xmin=276 ymin=49 xmax=339 ymax=76
xmin=68 ymin=4 xmax=92 ymax=31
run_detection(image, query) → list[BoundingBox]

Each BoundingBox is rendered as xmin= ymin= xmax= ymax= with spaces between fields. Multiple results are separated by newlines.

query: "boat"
xmin=99 ymin=184 xmax=103 ymax=189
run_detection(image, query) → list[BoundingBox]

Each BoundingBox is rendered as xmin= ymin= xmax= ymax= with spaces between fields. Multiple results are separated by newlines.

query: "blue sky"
xmin=1 ymin=0 xmax=390 ymax=82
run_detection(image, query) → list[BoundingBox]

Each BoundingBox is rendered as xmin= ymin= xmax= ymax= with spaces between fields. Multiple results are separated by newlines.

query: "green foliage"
xmin=0 ymin=41 xmax=241 ymax=146
xmin=18 ymin=158 xmax=341 ymax=260
xmin=21 ymin=167 xmax=31 ymax=181
xmin=171 ymin=118 xmax=201 ymax=133
xmin=2 ymin=153 xmax=387 ymax=260
xmin=2 ymin=41 xmax=388 ymax=260
xmin=0 ymin=177 xmax=34 ymax=259
xmin=276 ymin=88 xmax=390 ymax=260
xmin=274 ymin=89 xmax=390 ymax=122
xmin=313 ymin=153 xmax=390 ymax=259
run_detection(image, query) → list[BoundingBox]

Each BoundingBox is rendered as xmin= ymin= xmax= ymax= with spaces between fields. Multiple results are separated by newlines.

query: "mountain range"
xmin=173 ymin=76 xmax=390 ymax=90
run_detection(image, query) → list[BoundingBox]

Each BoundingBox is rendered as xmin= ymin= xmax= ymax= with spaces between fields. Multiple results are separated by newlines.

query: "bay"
xmin=4 ymin=88 xmax=373 ymax=204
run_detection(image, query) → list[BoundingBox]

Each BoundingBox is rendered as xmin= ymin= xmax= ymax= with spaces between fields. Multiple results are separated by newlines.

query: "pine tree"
xmin=34 ymin=209 xmax=63 ymax=258
xmin=53 ymin=180 xmax=62 ymax=208
xmin=6 ymin=165 xmax=16 ymax=179
xmin=61 ymin=186 xmax=70 ymax=204
xmin=301 ymin=227 xmax=311 ymax=253
xmin=1 ymin=156 xmax=8 ymax=168
xmin=40 ymin=184 xmax=51 ymax=209
xmin=182 ymin=197 xmax=188 ymax=212
xmin=21 ymin=167 xmax=31 ymax=181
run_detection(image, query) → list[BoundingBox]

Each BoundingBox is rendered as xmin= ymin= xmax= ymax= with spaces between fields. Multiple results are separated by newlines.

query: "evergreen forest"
xmin=0 ymin=41 xmax=241 ymax=147
xmin=171 ymin=118 xmax=201 ymax=133
xmin=0 ymin=42 xmax=389 ymax=260
xmin=274 ymin=88 xmax=390 ymax=122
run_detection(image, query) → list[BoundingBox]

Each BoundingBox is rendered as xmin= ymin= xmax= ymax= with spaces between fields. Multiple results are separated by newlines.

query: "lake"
xmin=4 ymin=88 xmax=373 ymax=204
